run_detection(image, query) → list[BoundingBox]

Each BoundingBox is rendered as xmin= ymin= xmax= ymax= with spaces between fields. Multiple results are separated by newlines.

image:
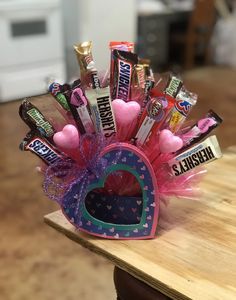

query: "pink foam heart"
xmin=159 ymin=129 xmax=183 ymax=153
xmin=53 ymin=124 xmax=80 ymax=149
xmin=112 ymin=99 xmax=140 ymax=126
xmin=71 ymin=88 xmax=87 ymax=106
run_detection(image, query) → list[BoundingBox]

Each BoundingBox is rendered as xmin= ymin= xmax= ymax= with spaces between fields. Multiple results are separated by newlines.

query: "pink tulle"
xmin=48 ymin=82 xmax=207 ymax=204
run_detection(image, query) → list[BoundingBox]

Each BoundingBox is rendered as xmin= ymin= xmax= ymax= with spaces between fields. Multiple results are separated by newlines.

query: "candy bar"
xmin=48 ymin=82 xmax=70 ymax=112
xmin=74 ymin=41 xmax=94 ymax=73
xmin=165 ymin=88 xmax=197 ymax=133
xmin=133 ymin=64 xmax=145 ymax=89
xmin=74 ymin=41 xmax=100 ymax=89
xmin=168 ymin=135 xmax=222 ymax=176
xmin=179 ymin=110 xmax=223 ymax=152
xmin=164 ymin=75 xmax=183 ymax=98
xmin=19 ymin=100 xmax=55 ymax=141
xmin=134 ymin=94 xmax=175 ymax=145
xmin=112 ymin=49 xmax=138 ymax=101
xmin=109 ymin=41 xmax=134 ymax=92
xmin=85 ymin=87 xmax=116 ymax=138
xmin=63 ymin=89 xmax=86 ymax=134
xmin=70 ymin=88 xmax=95 ymax=134
xmin=139 ymin=64 xmax=155 ymax=116
xmin=20 ymin=131 xmax=67 ymax=165
xmin=109 ymin=41 xmax=134 ymax=52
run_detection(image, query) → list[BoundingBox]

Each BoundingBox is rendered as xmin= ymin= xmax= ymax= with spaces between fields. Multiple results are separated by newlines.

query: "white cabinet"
xmin=0 ymin=0 xmax=65 ymax=102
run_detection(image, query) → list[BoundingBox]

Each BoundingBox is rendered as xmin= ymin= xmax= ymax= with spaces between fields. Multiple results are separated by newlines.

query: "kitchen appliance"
xmin=0 ymin=0 xmax=66 ymax=102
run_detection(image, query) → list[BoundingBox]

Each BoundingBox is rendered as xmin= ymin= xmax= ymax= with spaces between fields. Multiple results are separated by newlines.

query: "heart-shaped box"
xmin=61 ymin=143 xmax=159 ymax=239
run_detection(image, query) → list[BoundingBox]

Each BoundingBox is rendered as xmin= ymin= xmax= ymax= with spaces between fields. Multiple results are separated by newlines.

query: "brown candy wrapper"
xmin=19 ymin=131 xmax=67 ymax=165
xmin=19 ymin=100 xmax=56 ymax=142
xmin=111 ymin=49 xmax=138 ymax=102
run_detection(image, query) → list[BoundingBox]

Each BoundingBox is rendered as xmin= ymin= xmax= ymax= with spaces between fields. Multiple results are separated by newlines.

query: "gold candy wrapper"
xmin=74 ymin=41 xmax=95 ymax=71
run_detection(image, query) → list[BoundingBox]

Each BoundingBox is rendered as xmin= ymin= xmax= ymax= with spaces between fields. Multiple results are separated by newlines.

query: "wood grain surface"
xmin=44 ymin=147 xmax=236 ymax=300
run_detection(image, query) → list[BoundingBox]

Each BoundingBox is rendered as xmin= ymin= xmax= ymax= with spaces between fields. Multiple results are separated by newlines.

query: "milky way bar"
xmin=20 ymin=131 xmax=67 ymax=165
xmin=112 ymin=49 xmax=138 ymax=101
xmin=168 ymin=135 xmax=222 ymax=177
xmin=85 ymin=87 xmax=116 ymax=138
xmin=19 ymin=100 xmax=55 ymax=141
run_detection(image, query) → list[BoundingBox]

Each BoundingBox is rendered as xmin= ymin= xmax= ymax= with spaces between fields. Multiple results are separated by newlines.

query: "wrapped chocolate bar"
xmin=134 ymin=93 xmax=175 ymax=146
xmin=19 ymin=40 xmax=223 ymax=240
xmin=162 ymin=87 xmax=197 ymax=133
xmin=49 ymin=82 xmax=71 ymax=112
xmin=168 ymin=135 xmax=222 ymax=176
xmin=111 ymin=49 xmax=138 ymax=101
xmin=179 ymin=110 xmax=222 ymax=152
xmin=20 ymin=130 xmax=68 ymax=165
xmin=85 ymin=87 xmax=116 ymax=138
xmin=74 ymin=41 xmax=100 ymax=89
xmin=19 ymin=100 xmax=56 ymax=143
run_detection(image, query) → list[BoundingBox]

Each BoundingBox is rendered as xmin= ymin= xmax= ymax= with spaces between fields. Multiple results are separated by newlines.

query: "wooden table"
xmin=44 ymin=147 xmax=236 ymax=300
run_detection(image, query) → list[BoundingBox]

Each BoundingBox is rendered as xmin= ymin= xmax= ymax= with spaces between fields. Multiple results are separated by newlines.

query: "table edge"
xmin=44 ymin=211 xmax=190 ymax=300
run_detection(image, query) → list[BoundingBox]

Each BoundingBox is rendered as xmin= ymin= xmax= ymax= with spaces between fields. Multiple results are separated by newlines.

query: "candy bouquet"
xmin=19 ymin=41 xmax=223 ymax=239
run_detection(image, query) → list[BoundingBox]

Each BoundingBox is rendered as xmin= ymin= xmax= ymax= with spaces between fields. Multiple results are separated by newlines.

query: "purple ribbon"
xmin=43 ymin=134 xmax=121 ymax=221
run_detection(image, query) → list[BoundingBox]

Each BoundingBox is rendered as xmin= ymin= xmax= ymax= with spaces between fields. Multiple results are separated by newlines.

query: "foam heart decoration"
xmin=53 ymin=124 xmax=80 ymax=149
xmin=112 ymin=99 xmax=140 ymax=126
xmin=70 ymin=88 xmax=87 ymax=106
xmin=159 ymin=129 xmax=183 ymax=153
